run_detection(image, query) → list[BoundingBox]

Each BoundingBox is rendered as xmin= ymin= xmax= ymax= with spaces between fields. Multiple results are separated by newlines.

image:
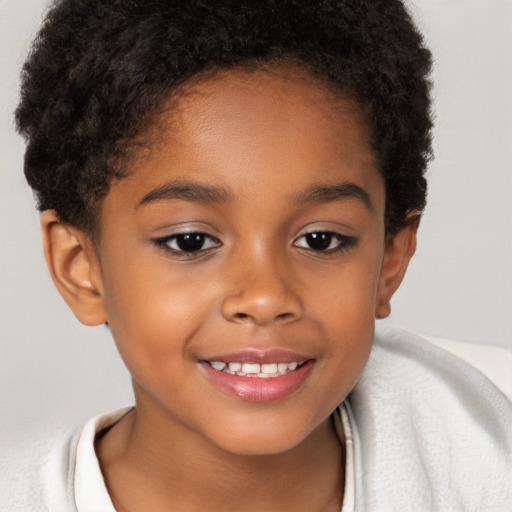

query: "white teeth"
xmin=261 ymin=363 xmax=278 ymax=374
xmin=209 ymin=360 xmax=302 ymax=378
xmin=278 ymin=363 xmax=288 ymax=374
xmin=228 ymin=362 xmax=242 ymax=372
xmin=242 ymin=363 xmax=261 ymax=374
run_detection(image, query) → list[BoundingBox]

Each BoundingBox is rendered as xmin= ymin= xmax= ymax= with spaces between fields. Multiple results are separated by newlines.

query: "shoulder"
xmin=364 ymin=323 xmax=512 ymax=405
xmin=421 ymin=332 xmax=512 ymax=401
xmin=347 ymin=323 xmax=512 ymax=510
xmin=0 ymin=426 xmax=81 ymax=511
xmin=0 ymin=407 xmax=131 ymax=512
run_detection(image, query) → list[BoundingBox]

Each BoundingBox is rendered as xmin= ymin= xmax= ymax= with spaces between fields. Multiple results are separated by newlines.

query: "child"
xmin=2 ymin=1 xmax=511 ymax=510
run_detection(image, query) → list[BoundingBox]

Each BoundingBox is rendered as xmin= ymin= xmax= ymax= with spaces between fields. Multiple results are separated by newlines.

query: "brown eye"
xmin=174 ymin=233 xmax=208 ymax=252
xmin=294 ymin=231 xmax=357 ymax=253
xmin=155 ymin=232 xmax=221 ymax=254
xmin=304 ymin=232 xmax=333 ymax=251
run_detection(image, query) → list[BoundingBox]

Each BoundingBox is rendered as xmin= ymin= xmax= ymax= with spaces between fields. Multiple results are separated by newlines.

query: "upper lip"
xmin=200 ymin=348 xmax=311 ymax=365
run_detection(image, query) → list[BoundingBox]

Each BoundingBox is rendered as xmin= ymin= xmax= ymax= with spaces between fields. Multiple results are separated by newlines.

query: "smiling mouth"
xmin=207 ymin=361 xmax=304 ymax=378
xmin=202 ymin=357 xmax=314 ymax=402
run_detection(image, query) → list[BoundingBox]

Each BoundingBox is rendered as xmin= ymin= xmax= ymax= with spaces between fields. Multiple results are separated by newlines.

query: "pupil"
xmin=177 ymin=233 xmax=205 ymax=252
xmin=306 ymin=232 xmax=332 ymax=251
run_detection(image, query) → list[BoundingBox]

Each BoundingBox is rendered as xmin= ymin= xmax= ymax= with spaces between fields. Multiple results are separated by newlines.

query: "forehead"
xmin=107 ymin=67 xmax=384 ymax=215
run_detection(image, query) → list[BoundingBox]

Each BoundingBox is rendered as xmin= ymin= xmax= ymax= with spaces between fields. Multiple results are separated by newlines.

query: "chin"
xmin=204 ymin=416 xmax=318 ymax=457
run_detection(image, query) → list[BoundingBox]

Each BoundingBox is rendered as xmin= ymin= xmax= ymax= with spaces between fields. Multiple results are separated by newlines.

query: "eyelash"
xmin=152 ymin=230 xmax=357 ymax=257
xmin=153 ymin=232 xmax=221 ymax=256
xmin=294 ymin=231 xmax=357 ymax=254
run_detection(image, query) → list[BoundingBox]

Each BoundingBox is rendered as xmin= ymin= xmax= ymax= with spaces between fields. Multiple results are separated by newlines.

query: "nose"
xmin=221 ymin=251 xmax=303 ymax=326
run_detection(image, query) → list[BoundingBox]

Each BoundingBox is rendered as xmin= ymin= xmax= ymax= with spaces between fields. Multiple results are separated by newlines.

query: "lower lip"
xmin=201 ymin=360 xmax=314 ymax=402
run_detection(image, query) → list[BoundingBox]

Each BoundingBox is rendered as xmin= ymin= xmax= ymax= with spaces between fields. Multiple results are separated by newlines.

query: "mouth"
xmin=207 ymin=360 xmax=303 ymax=378
xmin=200 ymin=354 xmax=314 ymax=402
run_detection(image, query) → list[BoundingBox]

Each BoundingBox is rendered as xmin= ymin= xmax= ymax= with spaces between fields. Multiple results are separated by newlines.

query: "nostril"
xmin=222 ymin=291 xmax=302 ymax=325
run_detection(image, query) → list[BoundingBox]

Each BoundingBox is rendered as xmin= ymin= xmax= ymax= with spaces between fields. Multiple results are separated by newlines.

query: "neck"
xmin=96 ymin=400 xmax=345 ymax=512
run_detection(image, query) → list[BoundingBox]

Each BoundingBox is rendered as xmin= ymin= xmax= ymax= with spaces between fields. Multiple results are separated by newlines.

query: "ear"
xmin=375 ymin=212 xmax=420 ymax=319
xmin=41 ymin=210 xmax=107 ymax=326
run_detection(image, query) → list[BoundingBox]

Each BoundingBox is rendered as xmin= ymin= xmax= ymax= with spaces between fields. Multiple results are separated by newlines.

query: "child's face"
xmin=72 ymin=69 xmax=407 ymax=455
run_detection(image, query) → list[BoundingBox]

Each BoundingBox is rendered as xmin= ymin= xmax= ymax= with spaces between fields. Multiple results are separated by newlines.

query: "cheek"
xmin=304 ymin=250 xmax=382 ymax=326
xmin=321 ymin=292 xmax=374 ymax=378
xmin=100 ymin=260 xmax=215 ymax=372
xmin=303 ymin=251 xmax=382 ymax=390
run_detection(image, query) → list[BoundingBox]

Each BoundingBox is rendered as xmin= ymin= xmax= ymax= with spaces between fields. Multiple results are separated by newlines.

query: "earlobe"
xmin=41 ymin=210 xmax=107 ymax=326
xmin=375 ymin=213 xmax=420 ymax=319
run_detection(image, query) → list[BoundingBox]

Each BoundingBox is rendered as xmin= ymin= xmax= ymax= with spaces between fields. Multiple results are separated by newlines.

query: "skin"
xmin=41 ymin=68 xmax=417 ymax=511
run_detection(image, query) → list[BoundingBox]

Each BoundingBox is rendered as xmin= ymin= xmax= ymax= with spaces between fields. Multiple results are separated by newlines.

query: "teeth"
xmin=278 ymin=363 xmax=288 ymax=374
xmin=242 ymin=363 xmax=261 ymax=374
xmin=228 ymin=362 xmax=242 ymax=372
xmin=261 ymin=363 xmax=278 ymax=374
xmin=209 ymin=360 xmax=302 ymax=378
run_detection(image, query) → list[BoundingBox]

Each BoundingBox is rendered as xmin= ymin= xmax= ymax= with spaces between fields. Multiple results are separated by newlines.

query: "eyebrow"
xmin=137 ymin=181 xmax=230 ymax=208
xmin=137 ymin=180 xmax=372 ymax=211
xmin=295 ymin=182 xmax=373 ymax=211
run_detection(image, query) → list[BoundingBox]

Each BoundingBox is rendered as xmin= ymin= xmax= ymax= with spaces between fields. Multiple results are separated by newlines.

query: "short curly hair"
xmin=16 ymin=0 xmax=432 ymax=235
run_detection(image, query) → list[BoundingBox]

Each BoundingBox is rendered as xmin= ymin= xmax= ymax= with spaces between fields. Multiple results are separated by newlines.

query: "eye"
xmin=294 ymin=231 xmax=356 ymax=253
xmin=154 ymin=232 xmax=221 ymax=254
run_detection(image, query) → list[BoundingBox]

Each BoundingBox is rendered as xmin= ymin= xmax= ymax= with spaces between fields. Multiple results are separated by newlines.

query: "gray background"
xmin=1 ymin=0 xmax=511 ymax=449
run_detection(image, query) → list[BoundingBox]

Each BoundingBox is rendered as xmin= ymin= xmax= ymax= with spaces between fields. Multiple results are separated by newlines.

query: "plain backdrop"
xmin=1 ymin=0 xmax=511 ymax=450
